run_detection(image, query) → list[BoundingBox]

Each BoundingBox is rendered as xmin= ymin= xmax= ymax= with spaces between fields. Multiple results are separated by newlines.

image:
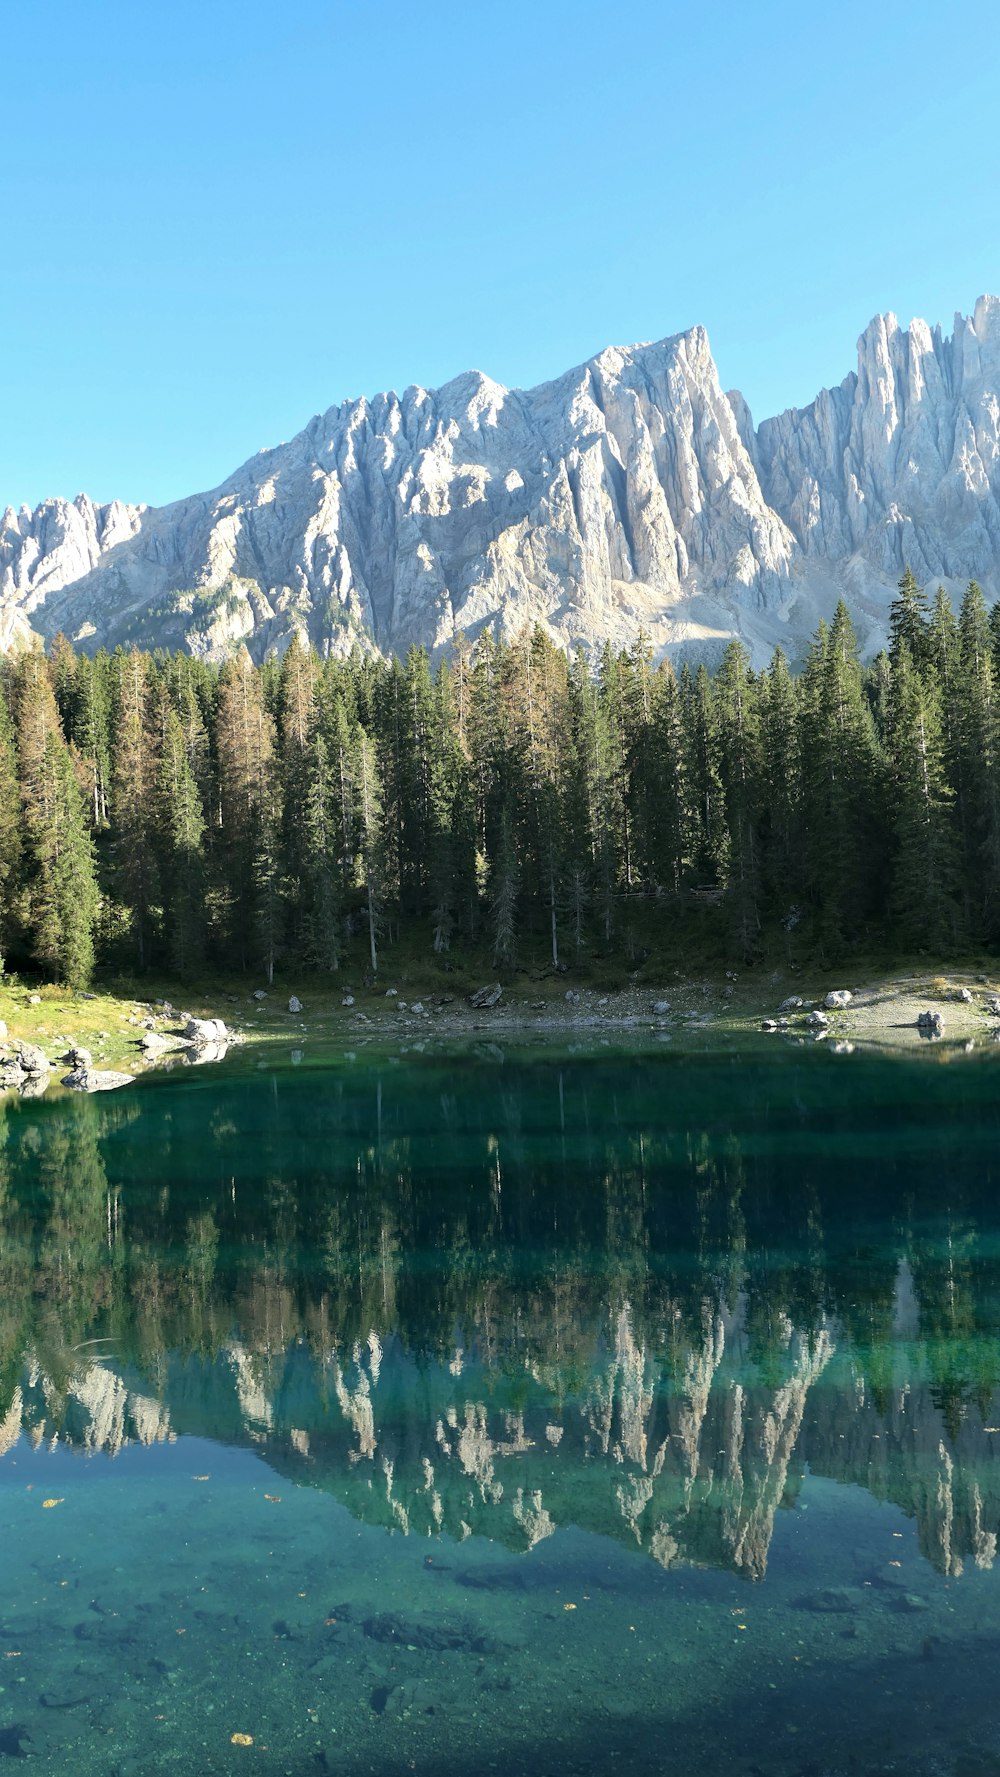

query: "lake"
xmin=2 ymin=1038 xmax=1000 ymax=1775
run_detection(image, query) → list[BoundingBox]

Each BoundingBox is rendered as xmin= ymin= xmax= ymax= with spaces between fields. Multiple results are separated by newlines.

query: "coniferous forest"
xmin=0 ymin=570 xmax=998 ymax=991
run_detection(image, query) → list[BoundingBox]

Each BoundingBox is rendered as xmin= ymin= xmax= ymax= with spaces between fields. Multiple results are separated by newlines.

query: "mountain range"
xmin=3 ymin=295 xmax=999 ymax=664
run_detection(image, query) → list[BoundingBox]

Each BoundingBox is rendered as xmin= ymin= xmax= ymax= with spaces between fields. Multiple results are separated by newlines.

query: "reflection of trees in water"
xmin=3 ymin=1050 xmax=1000 ymax=1576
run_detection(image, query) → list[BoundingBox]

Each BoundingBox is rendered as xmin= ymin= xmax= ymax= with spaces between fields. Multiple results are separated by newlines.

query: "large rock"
xmin=185 ymin=1016 xmax=229 ymax=1045
xmin=15 ymin=1041 xmax=50 ymax=1075
xmin=62 ymin=1067 xmax=135 ymax=1093
xmin=469 ymin=983 xmax=503 ymax=1009
xmin=823 ymin=990 xmax=852 ymax=1010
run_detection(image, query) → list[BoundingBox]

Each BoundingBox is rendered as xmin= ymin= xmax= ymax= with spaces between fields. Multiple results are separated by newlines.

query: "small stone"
xmin=778 ymin=996 xmax=803 ymax=1013
xmin=28 ymin=993 xmax=41 ymax=1006
xmin=824 ymin=990 xmax=852 ymax=1010
xmin=806 ymin=1010 xmax=829 ymax=1029
xmin=253 ymin=989 xmax=267 ymax=1001
xmin=385 ymin=988 xmax=398 ymax=997
xmin=761 ymin=1019 xmax=779 ymax=1032
xmin=342 ymin=995 xmax=355 ymax=1007
xmin=651 ymin=1001 xmax=671 ymax=1014
xmin=410 ymin=1002 xmax=425 ymax=1015
xmin=288 ymin=996 xmax=303 ymax=1013
xmin=565 ymin=990 xmax=579 ymax=1005
xmin=956 ymin=987 xmax=974 ymax=1003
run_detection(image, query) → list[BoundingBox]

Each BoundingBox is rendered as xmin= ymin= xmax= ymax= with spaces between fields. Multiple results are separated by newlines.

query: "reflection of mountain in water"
xmin=3 ymin=1046 xmax=1000 ymax=1581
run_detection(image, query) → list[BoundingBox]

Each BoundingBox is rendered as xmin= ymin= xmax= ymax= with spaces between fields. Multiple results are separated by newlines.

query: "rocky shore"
xmin=1 ymin=967 xmax=997 ymax=1095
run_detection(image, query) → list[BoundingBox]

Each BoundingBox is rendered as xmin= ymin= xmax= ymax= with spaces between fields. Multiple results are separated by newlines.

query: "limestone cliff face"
xmin=5 ymin=300 xmax=999 ymax=666
xmin=0 ymin=332 xmax=793 ymax=666
xmin=753 ymin=297 xmax=1000 ymax=595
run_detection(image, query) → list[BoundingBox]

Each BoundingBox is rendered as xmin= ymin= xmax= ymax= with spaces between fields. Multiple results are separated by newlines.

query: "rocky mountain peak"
xmin=2 ymin=299 xmax=999 ymax=665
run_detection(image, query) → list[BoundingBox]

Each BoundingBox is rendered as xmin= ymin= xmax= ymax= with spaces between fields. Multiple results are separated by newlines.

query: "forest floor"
xmin=1 ymin=960 xmax=998 ymax=1077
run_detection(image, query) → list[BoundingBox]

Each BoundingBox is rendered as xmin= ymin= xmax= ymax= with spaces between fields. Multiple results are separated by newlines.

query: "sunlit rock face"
xmin=9 ymin=301 xmax=998 ymax=668
xmin=0 ymin=329 xmax=795 ymax=664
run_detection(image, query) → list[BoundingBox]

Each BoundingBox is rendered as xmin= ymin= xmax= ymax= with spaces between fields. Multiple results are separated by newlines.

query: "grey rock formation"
xmin=185 ymin=1016 xmax=230 ymax=1045
xmin=754 ymin=299 xmax=1000 ymax=621
xmin=469 ymin=983 xmax=503 ymax=1009
xmin=0 ymin=330 xmax=799 ymax=663
xmin=4 ymin=298 xmax=1000 ymax=666
xmin=14 ymin=1040 xmax=50 ymax=1076
xmin=61 ymin=1066 xmax=135 ymax=1092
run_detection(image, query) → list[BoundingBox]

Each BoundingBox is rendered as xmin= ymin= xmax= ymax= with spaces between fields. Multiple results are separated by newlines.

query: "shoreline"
xmin=2 ymin=964 xmax=999 ymax=1091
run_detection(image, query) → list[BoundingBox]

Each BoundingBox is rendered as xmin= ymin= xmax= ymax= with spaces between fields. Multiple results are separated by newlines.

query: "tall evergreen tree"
xmin=886 ymin=644 xmax=958 ymax=948
xmin=14 ymin=653 xmax=98 ymax=987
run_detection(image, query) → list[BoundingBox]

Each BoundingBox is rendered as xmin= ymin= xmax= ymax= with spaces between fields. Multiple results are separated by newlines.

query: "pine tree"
xmin=886 ymin=644 xmax=958 ymax=948
xmin=215 ymin=652 xmax=279 ymax=970
xmin=758 ymin=649 xmax=801 ymax=924
xmin=155 ymin=693 xmax=208 ymax=979
xmin=715 ymin=642 xmax=763 ymax=956
xmin=0 ymin=677 xmax=23 ymax=969
xmin=682 ymin=663 xmax=728 ymax=886
xmin=955 ymin=581 xmax=1000 ymax=939
xmin=799 ymin=605 xmax=884 ymax=954
xmin=15 ymin=653 xmax=98 ymax=987
xmin=301 ymin=729 xmax=341 ymax=971
xmin=357 ymin=728 xmax=384 ymax=976
xmin=111 ymin=649 xmax=160 ymax=967
xmin=277 ymin=637 xmax=319 ymax=949
xmin=889 ymin=567 xmax=930 ymax=670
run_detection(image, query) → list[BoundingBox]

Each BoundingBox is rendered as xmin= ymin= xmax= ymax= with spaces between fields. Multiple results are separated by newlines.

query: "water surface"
xmin=3 ymin=1040 xmax=1000 ymax=1775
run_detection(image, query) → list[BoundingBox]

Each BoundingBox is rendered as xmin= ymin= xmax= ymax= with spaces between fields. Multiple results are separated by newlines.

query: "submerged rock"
xmin=363 ymin=1611 xmax=506 ymax=1655
xmin=797 ymin=1587 xmax=860 ymax=1613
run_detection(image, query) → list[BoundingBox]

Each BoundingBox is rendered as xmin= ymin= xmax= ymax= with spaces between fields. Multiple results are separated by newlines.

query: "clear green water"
xmin=4 ymin=1039 xmax=1000 ymax=1775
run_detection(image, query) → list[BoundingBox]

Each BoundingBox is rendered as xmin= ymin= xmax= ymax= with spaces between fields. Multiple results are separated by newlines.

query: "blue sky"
xmin=5 ymin=0 xmax=1000 ymax=512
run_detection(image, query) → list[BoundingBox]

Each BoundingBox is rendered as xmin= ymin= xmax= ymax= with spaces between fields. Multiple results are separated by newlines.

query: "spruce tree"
xmin=0 ymin=680 xmax=23 ymax=970
xmin=155 ymin=694 xmax=208 ymax=979
xmin=886 ymin=644 xmax=958 ymax=949
xmin=715 ymin=642 xmax=763 ymax=956
xmin=15 ymin=653 xmax=98 ymax=988
xmin=111 ymin=648 xmax=160 ymax=967
xmin=889 ymin=567 xmax=930 ymax=670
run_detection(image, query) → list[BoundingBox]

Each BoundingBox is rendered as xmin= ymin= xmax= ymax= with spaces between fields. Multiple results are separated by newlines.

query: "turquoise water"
xmin=4 ymin=1040 xmax=1000 ymax=1773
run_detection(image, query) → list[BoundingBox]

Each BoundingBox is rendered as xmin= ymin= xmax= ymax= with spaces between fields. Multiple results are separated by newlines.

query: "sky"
xmin=4 ymin=0 xmax=1000 ymax=512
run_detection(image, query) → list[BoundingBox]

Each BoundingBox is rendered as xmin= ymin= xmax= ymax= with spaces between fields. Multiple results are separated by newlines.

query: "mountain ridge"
xmin=3 ymin=300 xmax=999 ymax=665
